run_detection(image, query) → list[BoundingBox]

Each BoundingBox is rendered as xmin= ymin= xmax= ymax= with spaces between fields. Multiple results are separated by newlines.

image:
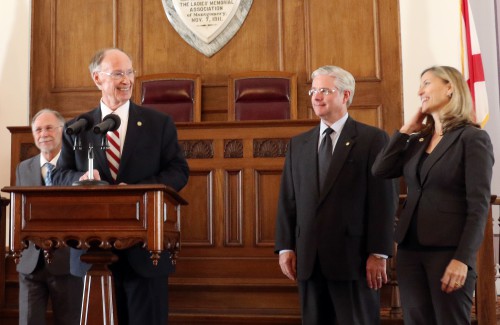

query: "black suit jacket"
xmin=372 ymin=127 xmax=494 ymax=268
xmin=275 ymin=117 xmax=396 ymax=281
xmin=53 ymin=102 xmax=189 ymax=277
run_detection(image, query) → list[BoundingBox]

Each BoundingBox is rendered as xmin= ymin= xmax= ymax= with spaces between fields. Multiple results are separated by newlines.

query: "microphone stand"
xmin=72 ymin=142 xmax=109 ymax=186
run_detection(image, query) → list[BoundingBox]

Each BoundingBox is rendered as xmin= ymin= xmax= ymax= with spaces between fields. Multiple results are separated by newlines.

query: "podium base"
xmin=80 ymin=249 xmax=119 ymax=325
xmin=72 ymin=179 xmax=109 ymax=186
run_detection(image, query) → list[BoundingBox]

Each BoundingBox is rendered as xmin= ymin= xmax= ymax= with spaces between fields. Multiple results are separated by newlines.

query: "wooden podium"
xmin=2 ymin=184 xmax=187 ymax=325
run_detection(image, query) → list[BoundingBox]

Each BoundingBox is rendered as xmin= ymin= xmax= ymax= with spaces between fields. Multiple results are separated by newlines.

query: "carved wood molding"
xmin=224 ymin=139 xmax=243 ymax=158
xmin=15 ymin=235 xmax=181 ymax=266
xmin=253 ymin=138 xmax=289 ymax=158
xmin=20 ymin=143 xmax=39 ymax=162
xmin=181 ymin=139 xmax=245 ymax=158
xmin=180 ymin=140 xmax=214 ymax=159
xmin=181 ymin=138 xmax=291 ymax=158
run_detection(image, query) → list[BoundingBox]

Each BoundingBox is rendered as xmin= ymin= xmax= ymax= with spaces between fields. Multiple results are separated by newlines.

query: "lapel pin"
xmin=419 ymin=138 xmax=424 ymax=142
xmin=345 ymin=141 xmax=350 ymax=146
xmin=137 ymin=121 xmax=142 ymax=127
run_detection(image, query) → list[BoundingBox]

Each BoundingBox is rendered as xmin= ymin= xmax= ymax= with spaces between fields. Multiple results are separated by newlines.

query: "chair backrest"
xmin=227 ymin=71 xmax=297 ymax=121
xmin=134 ymin=73 xmax=201 ymax=122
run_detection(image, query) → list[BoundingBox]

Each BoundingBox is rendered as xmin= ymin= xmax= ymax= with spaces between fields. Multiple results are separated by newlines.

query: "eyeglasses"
xmin=308 ymin=88 xmax=337 ymax=96
xmin=98 ymin=69 xmax=135 ymax=80
xmin=33 ymin=125 xmax=62 ymax=135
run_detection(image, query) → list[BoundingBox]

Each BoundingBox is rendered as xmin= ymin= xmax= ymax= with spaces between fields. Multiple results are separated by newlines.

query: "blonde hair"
xmin=420 ymin=66 xmax=478 ymax=135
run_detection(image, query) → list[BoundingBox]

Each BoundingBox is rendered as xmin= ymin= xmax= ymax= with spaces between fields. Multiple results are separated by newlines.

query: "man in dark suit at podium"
xmin=52 ymin=48 xmax=189 ymax=325
xmin=16 ymin=108 xmax=89 ymax=325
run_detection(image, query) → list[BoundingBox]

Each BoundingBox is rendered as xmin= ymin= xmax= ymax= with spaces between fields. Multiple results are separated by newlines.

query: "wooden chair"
xmin=227 ymin=71 xmax=297 ymax=121
xmin=134 ymin=73 xmax=201 ymax=122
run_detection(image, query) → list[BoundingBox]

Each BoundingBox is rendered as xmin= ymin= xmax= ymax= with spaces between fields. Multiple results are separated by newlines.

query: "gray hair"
xmin=31 ymin=109 xmax=65 ymax=128
xmin=88 ymin=48 xmax=133 ymax=77
xmin=311 ymin=65 xmax=356 ymax=107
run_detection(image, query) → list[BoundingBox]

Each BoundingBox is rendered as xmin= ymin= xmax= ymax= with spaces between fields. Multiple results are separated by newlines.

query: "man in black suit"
xmin=17 ymin=109 xmax=89 ymax=325
xmin=53 ymin=48 xmax=189 ymax=325
xmin=274 ymin=65 xmax=396 ymax=324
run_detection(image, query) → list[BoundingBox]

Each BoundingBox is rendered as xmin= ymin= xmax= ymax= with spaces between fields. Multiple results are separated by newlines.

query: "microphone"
xmin=66 ymin=113 xmax=94 ymax=135
xmin=93 ymin=114 xmax=121 ymax=134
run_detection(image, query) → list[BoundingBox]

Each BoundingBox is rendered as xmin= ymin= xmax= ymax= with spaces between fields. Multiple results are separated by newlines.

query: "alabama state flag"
xmin=461 ymin=0 xmax=489 ymax=128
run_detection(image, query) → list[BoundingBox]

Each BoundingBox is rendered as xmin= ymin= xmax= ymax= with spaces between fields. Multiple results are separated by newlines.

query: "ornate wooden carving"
xmin=224 ymin=139 xmax=243 ymax=158
xmin=180 ymin=140 xmax=214 ymax=159
xmin=253 ymin=138 xmax=289 ymax=158
xmin=3 ymin=184 xmax=186 ymax=324
xmin=20 ymin=143 xmax=39 ymax=162
xmin=5 ymin=185 xmax=185 ymax=265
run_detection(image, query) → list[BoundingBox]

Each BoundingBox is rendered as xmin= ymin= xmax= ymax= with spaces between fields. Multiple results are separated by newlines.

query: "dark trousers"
xmin=112 ymin=266 xmax=169 ymax=325
xmin=19 ymin=267 xmax=83 ymax=325
xmin=397 ymin=249 xmax=476 ymax=325
xmin=297 ymin=259 xmax=380 ymax=325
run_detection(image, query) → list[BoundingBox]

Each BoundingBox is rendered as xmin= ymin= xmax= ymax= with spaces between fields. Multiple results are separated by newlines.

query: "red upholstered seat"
xmin=134 ymin=73 xmax=201 ymax=122
xmin=228 ymin=71 xmax=297 ymax=121
xmin=234 ymin=78 xmax=291 ymax=120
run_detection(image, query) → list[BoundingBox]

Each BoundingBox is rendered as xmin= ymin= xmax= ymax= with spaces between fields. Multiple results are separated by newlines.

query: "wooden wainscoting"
xmin=29 ymin=0 xmax=402 ymax=129
xmin=171 ymin=120 xmax=314 ymax=323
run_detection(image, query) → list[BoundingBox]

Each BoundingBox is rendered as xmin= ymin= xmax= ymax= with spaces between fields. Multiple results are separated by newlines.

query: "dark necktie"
xmin=44 ymin=162 xmax=54 ymax=186
xmin=318 ymin=128 xmax=334 ymax=192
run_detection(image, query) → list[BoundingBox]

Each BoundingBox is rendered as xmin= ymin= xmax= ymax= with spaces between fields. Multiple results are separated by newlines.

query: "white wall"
xmin=400 ymin=0 xmax=500 ymax=219
xmin=0 ymin=0 xmax=498 ymax=199
xmin=0 ymin=0 xmax=30 ymax=191
xmin=400 ymin=0 xmax=462 ymax=116
xmin=472 ymin=0 xmax=500 ymax=213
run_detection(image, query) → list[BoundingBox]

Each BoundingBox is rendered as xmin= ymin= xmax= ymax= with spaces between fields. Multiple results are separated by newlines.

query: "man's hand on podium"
xmin=79 ymin=169 xmax=101 ymax=181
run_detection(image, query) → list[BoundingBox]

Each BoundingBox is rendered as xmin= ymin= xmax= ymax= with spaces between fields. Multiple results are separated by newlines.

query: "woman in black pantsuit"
xmin=372 ymin=66 xmax=494 ymax=325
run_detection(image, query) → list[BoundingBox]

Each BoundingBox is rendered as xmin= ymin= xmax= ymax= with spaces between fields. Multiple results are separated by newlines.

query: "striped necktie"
xmin=44 ymin=162 xmax=54 ymax=186
xmin=106 ymin=130 xmax=121 ymax=180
